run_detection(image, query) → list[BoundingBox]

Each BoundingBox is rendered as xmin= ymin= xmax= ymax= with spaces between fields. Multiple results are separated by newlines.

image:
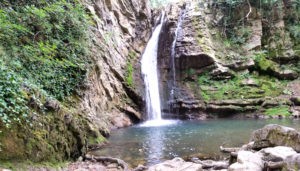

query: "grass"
xmin=264 ymin=106 xmax=291 ymax=116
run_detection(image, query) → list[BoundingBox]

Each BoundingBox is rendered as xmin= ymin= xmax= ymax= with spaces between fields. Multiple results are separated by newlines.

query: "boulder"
xmin=251 ymin=124 xmax=300 ymax=152
xmin=259 ymin=146 xmax=297 ymax=161
xmin=285 ymin=153 xmax=300 ymax=169
xmin=274 ymin=69 xmax=298 ymax=80
xmin=291 ymin=96 xmax=300 ymax=106
xmin=228 ymin=151 xmax=264 ymax=171
xmin=148 ymin=158 xmax=203 ymax=171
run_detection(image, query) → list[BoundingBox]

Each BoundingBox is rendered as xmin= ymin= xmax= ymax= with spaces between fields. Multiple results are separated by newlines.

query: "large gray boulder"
xmin=228 ymin=151 xmax=264 ymax=171
xmin=259 ymin=146 xmax=297 ymax=161
xmin=148 ymin=157 xmax=203 ymax=171
xmin=251 ymin=124 xmax=300 ymax=152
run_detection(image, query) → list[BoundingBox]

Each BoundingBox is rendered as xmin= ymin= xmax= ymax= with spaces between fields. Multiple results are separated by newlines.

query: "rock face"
xmin=0 ymin=0 xmax=151 ymax=162
xmin=251 ymin=124 xmax=300 ymax=152
xmin=81 ymin=0 xmax=151 ymax=130
xmin=157 ymin=2 xmax=232 ymax=118
xmin=155 ymin=0 xmax=299 ymax=119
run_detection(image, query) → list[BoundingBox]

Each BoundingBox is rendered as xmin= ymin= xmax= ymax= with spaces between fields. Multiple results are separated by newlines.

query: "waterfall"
xmin=169 ymin=5 xmax=189 ymax=110
xmin=140 ymin=12 xmax=176 ymax=127
xmin=141 ymin=12 xmax=164 ymax=121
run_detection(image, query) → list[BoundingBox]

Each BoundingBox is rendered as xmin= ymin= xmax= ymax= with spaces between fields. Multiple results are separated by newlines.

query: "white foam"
xmin=139 ymin=119 xmax=179 ymax=127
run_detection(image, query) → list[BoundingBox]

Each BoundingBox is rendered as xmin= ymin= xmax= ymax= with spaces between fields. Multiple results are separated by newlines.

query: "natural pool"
xmin=90 ymin=119 xmax=300 ymax=167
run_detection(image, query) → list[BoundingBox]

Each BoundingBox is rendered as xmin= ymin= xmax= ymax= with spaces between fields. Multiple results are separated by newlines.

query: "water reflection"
xmin=144 ymin=127 xmax=165 ymax=164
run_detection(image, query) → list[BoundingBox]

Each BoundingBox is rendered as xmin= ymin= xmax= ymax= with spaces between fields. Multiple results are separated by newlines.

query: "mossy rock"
xmin=0 ymin=108 xmax=94 ymax=163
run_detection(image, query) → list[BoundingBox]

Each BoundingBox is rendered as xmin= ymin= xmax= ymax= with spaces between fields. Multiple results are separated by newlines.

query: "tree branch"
xmin=246 ymin=0 xmax=252 ymax=20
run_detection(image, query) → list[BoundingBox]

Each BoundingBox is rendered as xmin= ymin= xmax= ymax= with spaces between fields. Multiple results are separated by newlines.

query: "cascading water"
xmin=169 ymin=5 xmax=189 ymax=111
xmin=140 ymin=12 xmax=176 ymax=127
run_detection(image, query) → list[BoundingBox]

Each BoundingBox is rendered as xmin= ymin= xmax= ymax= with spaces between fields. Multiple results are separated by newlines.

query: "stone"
xmin=274 ymin=69 xmax=298 ymax=80
xmin=206 ymin=104 xmax=243 ymax=114
xmin=251 ymin=124 xmax=300 ymax=152
xmin=259 ymin=146 xmax=297 ymax=161
xmin=77 ymin=156 xmax=83 ymax=162
xmin=179 ymin=53 xmax=215 ymax=69
xmin=227 ymin=59 xmax=255 ymax=71
xmin=291 ymin=96 xmax=300 ymax=106
xmin=243 ymin=19 xmax=262 ymax=51
xmin=44 ymin=98 xmax=60 ymax=112
xmin=285 ymin=153 xmax=300 ymax=169
xmin=196 ymin=160 xmax=229 ymax=170
xmin=261 ymin=98 xmax=291 ymax=108
xmin=107 ymin=163 xmax=118 ymax=168
xmin=148 ymin=157 xmax=203 ymax=171
xmin=241 ymin=79 xmax=258 ymax=87
xmin=208 ymin=99 xmax=264 ymax=107
xmin=228 ymin=151 xmax=264 ymax=171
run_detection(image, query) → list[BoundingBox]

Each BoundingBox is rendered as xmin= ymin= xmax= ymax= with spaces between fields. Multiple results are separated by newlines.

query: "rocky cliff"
xmin=157 ymin=0 xmax=299 ymax=119
xmin=0 ymin=0 xmax=151 ymax=162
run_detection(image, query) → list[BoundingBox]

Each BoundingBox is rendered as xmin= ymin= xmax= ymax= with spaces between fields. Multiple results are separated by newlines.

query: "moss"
xmin=264 ymin=106 xmax=291 ymax=116
xmin=125 ymin=52 xmax=136 ymax=88
xmin=0 ymin=160 xmax=68 ymax=170
xmin=196 ymin=72 xmax=284 ymax=101
xmin=88 ymin=135 xmax=106 ymax=144
xmin=254 ymin=52 xmax=275 ymax=72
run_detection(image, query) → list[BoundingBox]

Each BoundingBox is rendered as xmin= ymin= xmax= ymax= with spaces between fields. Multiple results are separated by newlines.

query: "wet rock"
xmin=251 ymin=124 xmax=300 ymax=152
xmin=291 ymin=96 xmax=300 ymax=105
xmin=228 ymin=151 xmax=264 ymax=171
xmin=148 ymin=157 xmax=203 ymax=171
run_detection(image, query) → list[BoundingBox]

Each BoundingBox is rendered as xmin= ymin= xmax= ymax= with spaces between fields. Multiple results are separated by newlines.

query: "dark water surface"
xmin=91 ymin=119 xmax=300 ymax=167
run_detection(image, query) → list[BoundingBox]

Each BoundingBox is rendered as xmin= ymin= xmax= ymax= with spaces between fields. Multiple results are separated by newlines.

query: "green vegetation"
xmin=88 ymin=135 xmax=106 ymax=144
xmin=197 ymin=72 xmax=284 ymax=101
xmin=0 ymin=160 xmax=68 ymax=171
xmin=264 ymin=106 xmax=291 ymax=116
xmin=253 ymin=51 xmax=275 ymax=72
xmin=125 ymin=52 xmax=136 ymax=88
xmin=0 ymin=0 xmax=92 ymax=127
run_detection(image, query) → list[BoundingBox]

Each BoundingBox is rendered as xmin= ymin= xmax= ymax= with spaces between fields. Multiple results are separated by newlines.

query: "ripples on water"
xmin=91 ymin=119 xmax=300 ymax=168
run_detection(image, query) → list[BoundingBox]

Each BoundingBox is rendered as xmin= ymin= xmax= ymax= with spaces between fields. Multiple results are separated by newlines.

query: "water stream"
xmin=169 ymin=5 xmax=190 ymax=114
xmin=141 ymin=13 xmax=164 ymax=121
xmin=140 ymin=12 xmax=176 ymax=127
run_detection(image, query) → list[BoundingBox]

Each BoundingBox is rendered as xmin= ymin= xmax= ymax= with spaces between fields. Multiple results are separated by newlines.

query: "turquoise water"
xmin=91 ymin=119 xmax=300 ymax=167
